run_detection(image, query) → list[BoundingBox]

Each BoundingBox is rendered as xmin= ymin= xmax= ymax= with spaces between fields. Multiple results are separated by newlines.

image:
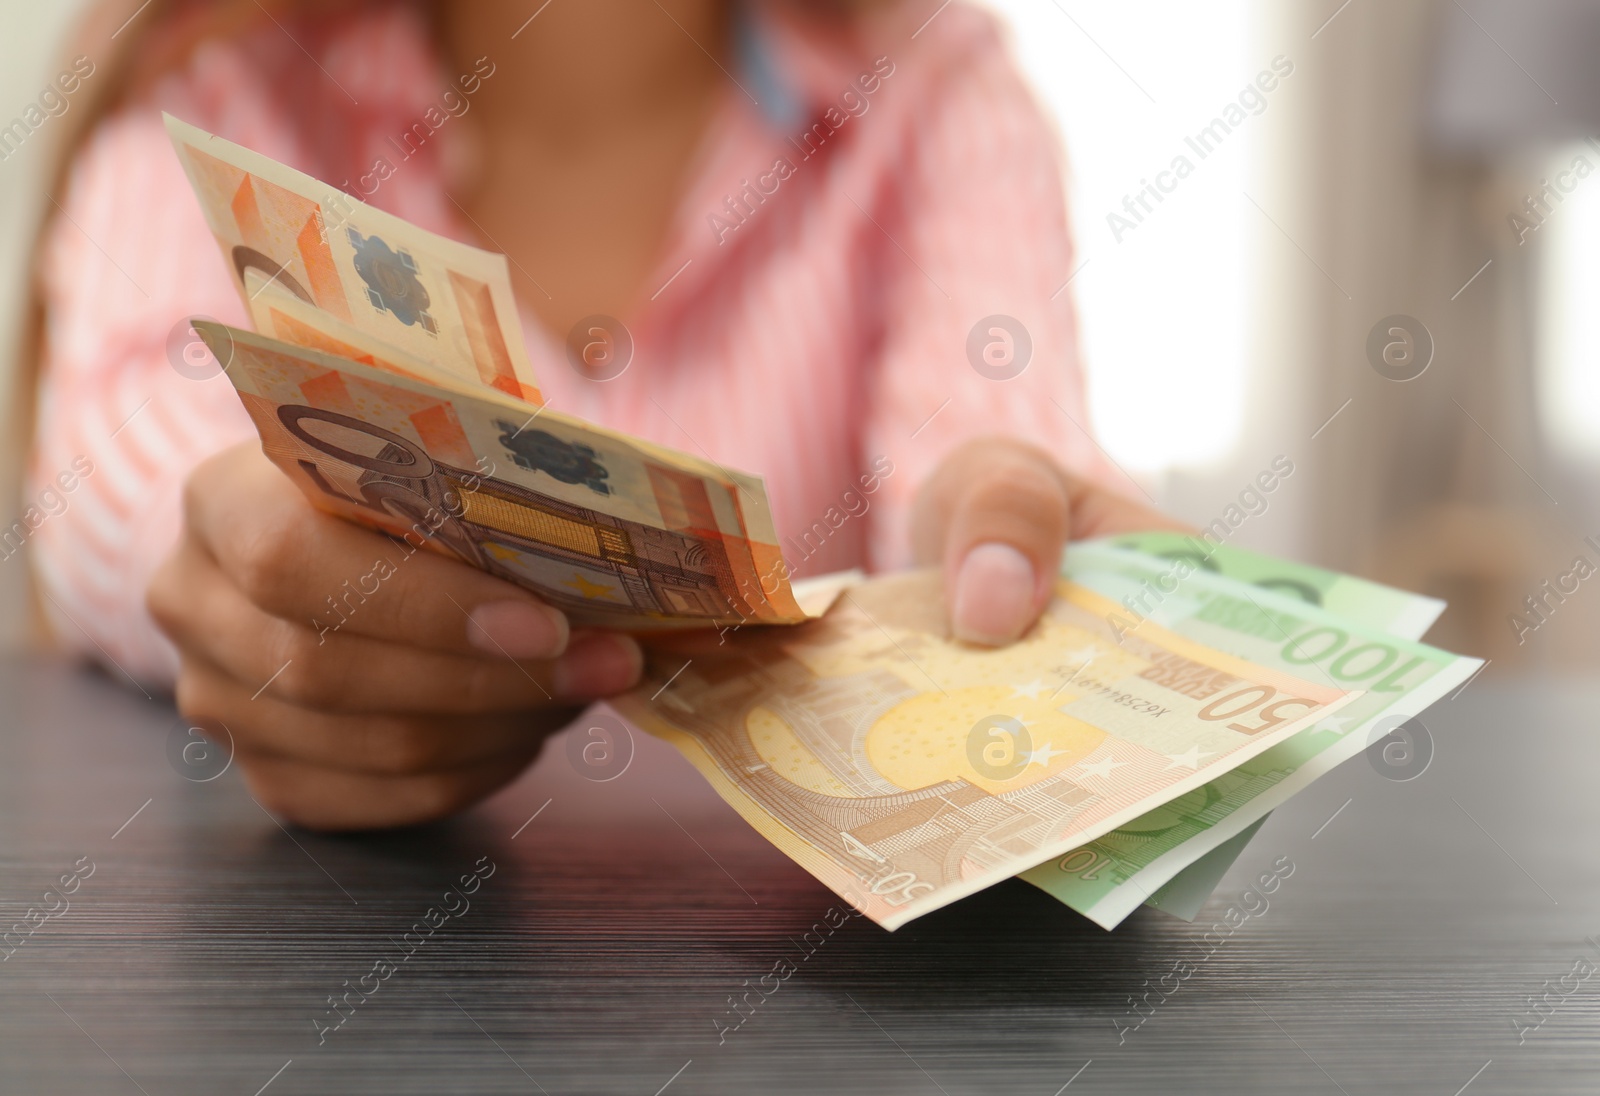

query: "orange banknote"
xmin=614 ymin=572 xmax=1359 ymax=928
xmin=166 ymin=114 xmax=543 ymax=405
xmin=193 ymin=322 xmax=805 ymax=629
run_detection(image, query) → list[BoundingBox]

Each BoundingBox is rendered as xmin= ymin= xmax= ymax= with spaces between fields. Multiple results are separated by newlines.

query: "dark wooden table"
xmin=0 ymin=657 xmax=1594 ymax=1094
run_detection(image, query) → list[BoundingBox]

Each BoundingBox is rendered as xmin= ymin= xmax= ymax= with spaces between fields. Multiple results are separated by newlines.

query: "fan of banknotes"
xmin=166 ymin=116 xmax=1482 ymax=932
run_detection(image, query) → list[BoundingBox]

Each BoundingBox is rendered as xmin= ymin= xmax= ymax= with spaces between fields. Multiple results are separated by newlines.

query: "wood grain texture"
xmin=0 ymin=657 xmax=1594 ymax=1094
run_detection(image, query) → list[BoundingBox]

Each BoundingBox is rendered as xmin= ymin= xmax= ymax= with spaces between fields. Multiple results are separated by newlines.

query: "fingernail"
xmin=468 ymin=600 xmax=569 ymax=659
xmin=951 ymin=542 xmax=1037 ymax=646
xmin=551 ymin=633 xmax=644 ymax=698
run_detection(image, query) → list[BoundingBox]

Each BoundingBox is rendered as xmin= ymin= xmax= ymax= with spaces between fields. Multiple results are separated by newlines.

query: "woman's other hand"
xmin=147 ymin=443 xmax=643 ymax=830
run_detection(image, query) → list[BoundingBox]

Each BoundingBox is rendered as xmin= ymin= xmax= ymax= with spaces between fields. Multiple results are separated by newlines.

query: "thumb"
xmin=917 ymin=441 xmax=1072 ymax=647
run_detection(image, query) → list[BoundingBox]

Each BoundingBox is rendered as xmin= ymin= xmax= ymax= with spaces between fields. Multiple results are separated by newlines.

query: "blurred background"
xmin=0 ymin=0 xmax=1593 ymax=675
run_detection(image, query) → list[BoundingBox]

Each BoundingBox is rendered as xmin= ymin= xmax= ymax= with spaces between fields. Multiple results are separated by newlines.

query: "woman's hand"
xmin=147 ymin=443 xmax=643 ymax=831
xmin=910 ymin=436 xmax=1188 ymax=646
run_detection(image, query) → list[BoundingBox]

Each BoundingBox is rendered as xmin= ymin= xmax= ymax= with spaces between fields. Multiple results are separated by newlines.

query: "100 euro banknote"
xmin=1069 ymin=536 xmax=1448 ymax=920
xmin=165 ymin=114 xmax=544 ymax=404
xmin=192 ymin=322 xmax=807 ymax=629
xmin=1020 ymin=542 xmax=1481 ymax=928
xmin=614 ymin=570 xmax=1361 ymax=929
xmin=1107 ymin=531 xmax=1446 ymax=640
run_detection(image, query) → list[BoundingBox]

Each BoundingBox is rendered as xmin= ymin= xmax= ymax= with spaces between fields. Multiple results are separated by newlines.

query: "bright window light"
xmin=975 ymin=0 xmax=1258 ymax=474
xmin=1536 ymin=140 xmax=1600 ymax=462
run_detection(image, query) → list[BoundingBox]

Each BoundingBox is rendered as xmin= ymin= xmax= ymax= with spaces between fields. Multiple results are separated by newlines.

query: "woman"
xmin=23 ymin=0 xmax=1178 ymax=828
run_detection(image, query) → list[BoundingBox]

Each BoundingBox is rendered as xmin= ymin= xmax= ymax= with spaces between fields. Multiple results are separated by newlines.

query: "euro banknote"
xmin=165 ymin=114 xmax=544 ymax=404
xmin=614 ymin=569 xmax=1360 ymax=929
xmin=191 ymin=322 xmax=807 ymax=629
xmin=240 ymin=269 xmax=784 ymax=526
xmin=1138 ymin=816 xmax=1268 ymax=921
xmin=244 ymin=270 xmax=470 ymax=391
xmin=1020 ymin=542 xmax=1481 ymax=928
xmin=1106 ymin=531 xmax=1446 ymax=639
xmin=1086 ymin=536 xmax=1446 ymax=920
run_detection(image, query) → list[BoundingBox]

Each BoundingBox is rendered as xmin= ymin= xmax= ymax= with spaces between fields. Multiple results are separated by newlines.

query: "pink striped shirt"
xmin=27 ymin=1 xmax=1105 ymax=686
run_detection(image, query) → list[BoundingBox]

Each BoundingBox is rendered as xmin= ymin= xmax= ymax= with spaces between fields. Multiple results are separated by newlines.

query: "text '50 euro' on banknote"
xmin=614 ymin=571 xmax=1361 ymax=929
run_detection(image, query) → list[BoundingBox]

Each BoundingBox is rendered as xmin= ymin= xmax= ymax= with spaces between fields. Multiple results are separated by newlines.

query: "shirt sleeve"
xmin=858 ymin=24 xmax=1116 ymax=572
xmin=26 ymin=108 xmax=256 ymax=688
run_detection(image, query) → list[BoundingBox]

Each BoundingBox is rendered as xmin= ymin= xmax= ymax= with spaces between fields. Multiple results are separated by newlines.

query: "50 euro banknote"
xmin=613 ymin=570 xmax=1362 ymax=929
xmin=243 ymin=269 xmax=470 ymax=391
xmin=165 ymin=114 xmax=544 ymax=404
xmin=1019 ymin=542 xmax=1481 ymax=928
xmin=191 ymin=322 xmax=807 ymax=630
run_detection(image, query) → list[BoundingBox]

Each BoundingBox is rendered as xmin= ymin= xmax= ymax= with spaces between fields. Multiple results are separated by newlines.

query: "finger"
xmin=930 ymin=442 xmax=1071 ymax=646
xmin=154 ymin=536 xmax=641 ymax=713
xmin=236 ymin=747 xmax=542 ymax=831
xmin=175 ymin=657 xmax=576 ymax=776
xmin=912 ymin=438 xmax=1191 ymax=646
xmin=185 ymin=444 xmax=569 ymax=659
xmin=908 ymin=435 xmax=1068 ymax=640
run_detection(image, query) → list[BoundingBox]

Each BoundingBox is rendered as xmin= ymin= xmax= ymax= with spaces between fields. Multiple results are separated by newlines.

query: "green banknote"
xmin=1106 ymin=531 xmax=1445 ymax=640
xmin=1084 ymin=535 xmax=1447 ymax=920
xmin=1139 ymin=816 xmax=1268 ymax=921
xmin=1023 ymin=541 xmax=1479 ymax=929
